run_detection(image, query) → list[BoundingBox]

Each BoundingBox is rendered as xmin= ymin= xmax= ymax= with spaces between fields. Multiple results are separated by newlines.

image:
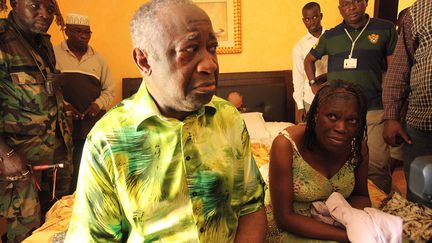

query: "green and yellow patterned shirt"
xmin=65 ymin=83 xmax=265 ymax=242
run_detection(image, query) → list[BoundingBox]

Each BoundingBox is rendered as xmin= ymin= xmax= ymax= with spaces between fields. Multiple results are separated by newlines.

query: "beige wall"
xmin=2 ymin=1 xmax=375 ymax=106
xmin=398 ymin=0 xmax=415 ymax=12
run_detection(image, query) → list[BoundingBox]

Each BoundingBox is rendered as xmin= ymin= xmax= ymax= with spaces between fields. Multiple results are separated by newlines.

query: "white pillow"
xmin=240 ymin=112 xmax=270 ymax=141
xmin=265 ymin=122 xmax=295 ymax=141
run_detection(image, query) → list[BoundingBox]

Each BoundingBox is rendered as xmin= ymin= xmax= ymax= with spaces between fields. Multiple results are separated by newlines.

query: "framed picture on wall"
xmin=193 ymin=0 xmax=241 ymax=54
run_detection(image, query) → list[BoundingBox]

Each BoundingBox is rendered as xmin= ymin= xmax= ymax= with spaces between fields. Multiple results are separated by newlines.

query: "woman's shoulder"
xmin=284 ymin=124 xmax=305 ymax=143
xmin=274 ymin=124 xmax=305 ymax=151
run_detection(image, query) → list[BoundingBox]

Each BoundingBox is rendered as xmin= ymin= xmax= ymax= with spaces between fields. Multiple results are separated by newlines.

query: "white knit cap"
xmin=66 ymin=13 xmax=90 ymax=26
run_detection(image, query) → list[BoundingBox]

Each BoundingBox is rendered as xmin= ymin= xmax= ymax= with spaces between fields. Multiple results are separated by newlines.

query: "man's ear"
xmin=132 ymin=48 xmax=152 ymax=76
xmin=64 ymin=27 xmax=70 ymax=38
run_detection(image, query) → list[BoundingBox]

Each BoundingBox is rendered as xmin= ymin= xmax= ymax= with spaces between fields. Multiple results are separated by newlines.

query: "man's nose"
xmin=38 ymin=5 xmax=51 ymax=19
xmin=197 ymin=51 xmax=218 ymax=74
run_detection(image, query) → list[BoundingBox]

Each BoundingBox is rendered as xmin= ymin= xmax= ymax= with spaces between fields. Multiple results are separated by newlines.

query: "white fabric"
xmin=264 ymin=122 xmax=294 ymax=142
xmin=325 ymin=192 xmax=403 ymax=243
xmin=292 ymin=29 xmax=327 ymax=109
xmin=54 ymin=41 xmax=115 ymax=110
xmin=66 ymin=13 xmax=90 ymax=26
xmin=240 ymin=112 xmax=269 ymax=141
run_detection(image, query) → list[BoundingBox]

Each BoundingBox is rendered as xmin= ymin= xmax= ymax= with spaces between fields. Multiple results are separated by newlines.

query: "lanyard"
xmin=343 ymin=18 xmax=371 ymax=59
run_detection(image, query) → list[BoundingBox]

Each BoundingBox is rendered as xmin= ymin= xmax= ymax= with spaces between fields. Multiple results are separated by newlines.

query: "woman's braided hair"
xmin=1 ymin=0 xmax=65 ymax=31
xmin=303 ymin=79 xmax=368 ymax=163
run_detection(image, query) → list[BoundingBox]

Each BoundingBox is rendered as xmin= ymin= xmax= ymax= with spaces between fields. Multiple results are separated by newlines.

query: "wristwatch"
xmin=309 ymin=79 xmax=316 ymax=86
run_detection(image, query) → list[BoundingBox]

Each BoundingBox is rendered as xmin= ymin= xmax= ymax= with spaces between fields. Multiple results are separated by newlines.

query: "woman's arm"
xmin=347 ymin=141 xmax=371 ymax=209
xmin=269 ymin=132 xmax=349 ymax=242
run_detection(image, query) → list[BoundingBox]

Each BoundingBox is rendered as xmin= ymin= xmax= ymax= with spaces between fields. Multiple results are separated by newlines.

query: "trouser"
xmin=0 ymin=128 xmax=72 ymax=241
xmin=0 ymin=177 xmax=41 ymax=242
xmin=38 ymin=141 xmax=72 ymax=218
xmin=366 ymin=110 xmax=403 ymax=194
xmin=403 ymin=125 xmax=432 ymax=206
xmin=70 ymin=139 xmax=85 ymax=193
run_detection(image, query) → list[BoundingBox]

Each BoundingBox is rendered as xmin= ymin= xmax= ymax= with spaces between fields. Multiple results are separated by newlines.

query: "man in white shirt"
xmin=54 ymin=13 xmax=115 ymax=192
xmin=292 ymin=2 xmax=327 ymax=123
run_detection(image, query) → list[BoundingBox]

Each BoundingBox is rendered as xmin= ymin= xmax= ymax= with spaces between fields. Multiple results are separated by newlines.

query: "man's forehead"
xmin=22 ymin=0 xmax=55 ymax=5
xmin=157 ymin=3 xmax=211 ymax=26
xmin=303 ymin=7 xmax=320 ymax=15
xmin=67 ymin=24 xmax=90 ymax=29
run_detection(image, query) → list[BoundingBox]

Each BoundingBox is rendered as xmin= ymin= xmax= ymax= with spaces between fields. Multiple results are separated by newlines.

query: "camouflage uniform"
xmin=0 ymin=13 xmax=73 ymax=242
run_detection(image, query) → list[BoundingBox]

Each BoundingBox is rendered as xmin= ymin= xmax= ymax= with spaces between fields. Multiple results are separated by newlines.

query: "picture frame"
xmin=193 ymin=0 xmax=241 ymax=54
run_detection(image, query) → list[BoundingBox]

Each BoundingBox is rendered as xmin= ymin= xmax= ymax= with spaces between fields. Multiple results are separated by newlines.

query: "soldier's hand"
xmin=64 ymin=102 xmax=84 ymax=120
xmin=0 ymin=150 xmax=27 ymax=176
xmin=83 ymin=102 xmax=101 ymax=118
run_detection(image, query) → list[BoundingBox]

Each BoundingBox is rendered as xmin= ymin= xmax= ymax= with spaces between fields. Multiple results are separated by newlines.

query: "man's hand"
xmin=83 ymin=102 xmax=101 ymax=118
xmin=383 ymin=119 xmax=412 ymax=146
xmin=311 ymin=83 xmax=324 ymax=94
xmin=295 ymin=108 xmax=306 ymax=124
xmin=311 ymin=73 xmax=327 ymax=95
xmin=64 ymin=102 xmax=84 ymax=120
xmin=0 ymin=151 xmax=27 ymax=176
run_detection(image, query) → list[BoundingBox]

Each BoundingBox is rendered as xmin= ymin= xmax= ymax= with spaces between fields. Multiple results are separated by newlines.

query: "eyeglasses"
xmin=69 ymin=29 xmax=92 ymax=36
xmin=339 ymin=0 xmax=365 ymax=9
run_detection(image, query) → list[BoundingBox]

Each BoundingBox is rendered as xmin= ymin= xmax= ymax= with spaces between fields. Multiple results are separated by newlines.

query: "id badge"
xmin=344 ymin=58 xmax=357 ymax=69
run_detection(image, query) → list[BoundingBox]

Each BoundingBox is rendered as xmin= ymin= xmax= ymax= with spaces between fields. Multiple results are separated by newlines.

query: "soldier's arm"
xmin=0 ymin=40 xmax=28 ymax=176
xmin=94 ymin=56 xmax=115 ymax=111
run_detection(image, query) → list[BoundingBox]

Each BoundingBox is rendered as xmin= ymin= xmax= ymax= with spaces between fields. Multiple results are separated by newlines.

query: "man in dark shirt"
xmin=304 ymin=0 xmax=401 ymax=194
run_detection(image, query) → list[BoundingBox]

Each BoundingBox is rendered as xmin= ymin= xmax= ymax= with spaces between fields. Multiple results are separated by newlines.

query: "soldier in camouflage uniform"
xmin=0 ymin=0 xmax=72 ymax=241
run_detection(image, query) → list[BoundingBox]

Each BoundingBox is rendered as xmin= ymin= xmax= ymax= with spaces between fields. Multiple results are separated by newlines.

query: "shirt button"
xmin=186 ymin=156 xmax=191 ymax=161
xmin=200 ymin=227 xmax=205 ymax=233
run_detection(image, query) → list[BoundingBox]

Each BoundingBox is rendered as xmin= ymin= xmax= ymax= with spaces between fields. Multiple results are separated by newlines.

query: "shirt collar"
xmin=306 ymin=28 xmax=325 ymax=40
xmin=132 ymin=80 xmax=216 ymax=131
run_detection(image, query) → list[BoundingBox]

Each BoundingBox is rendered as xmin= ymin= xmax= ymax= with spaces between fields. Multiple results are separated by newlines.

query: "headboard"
xmin=122 ymin=70 xmax=295 ymax=122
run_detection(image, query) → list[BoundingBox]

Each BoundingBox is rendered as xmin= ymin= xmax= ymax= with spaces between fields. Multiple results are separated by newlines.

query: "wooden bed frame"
xmin=122 ymin=70 xmax=295 ymax=122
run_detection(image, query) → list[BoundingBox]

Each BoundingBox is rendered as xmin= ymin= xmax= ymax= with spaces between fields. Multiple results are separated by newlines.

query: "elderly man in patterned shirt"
xmin=65 ymin=0 xmax=267 ymax=242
